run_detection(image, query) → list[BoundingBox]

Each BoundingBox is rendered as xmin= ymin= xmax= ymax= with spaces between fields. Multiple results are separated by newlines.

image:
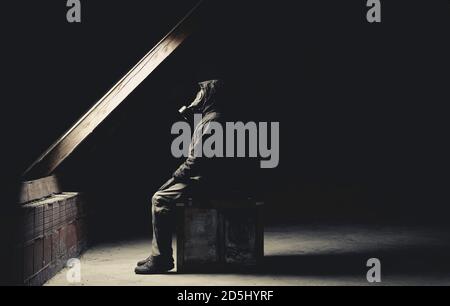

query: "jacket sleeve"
xmin=173 ymin=157 xmax=197 ymax=181
xmin=172 ymin=120 xmax=212 ymax=181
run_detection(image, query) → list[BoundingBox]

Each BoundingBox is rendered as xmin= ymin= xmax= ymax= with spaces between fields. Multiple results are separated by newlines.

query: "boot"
xmin=134 ymin=257 xmax=174 ymax=275
xmin=137 ymin=255 xmax=152 ymax=267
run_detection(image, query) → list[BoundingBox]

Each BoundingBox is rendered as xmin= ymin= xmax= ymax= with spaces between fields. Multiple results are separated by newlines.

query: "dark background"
xmin=1 ymin=0 xmax=449 ymax=240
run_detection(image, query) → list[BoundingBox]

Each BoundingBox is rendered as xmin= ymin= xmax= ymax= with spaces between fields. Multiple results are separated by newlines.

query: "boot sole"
xmin=134 ymin=266 xmax=175 ymax=275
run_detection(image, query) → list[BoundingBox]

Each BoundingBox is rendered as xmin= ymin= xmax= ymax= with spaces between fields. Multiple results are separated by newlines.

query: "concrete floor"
xmin=46 ymin=225 xmax=450 ymax=286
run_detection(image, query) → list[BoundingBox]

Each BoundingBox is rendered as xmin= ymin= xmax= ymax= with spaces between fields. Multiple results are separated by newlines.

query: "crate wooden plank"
xmin=60 ymin=198 xmax=67 ymax=226
xmin=33 ymin=238 xmax=44 ymax=275
xmin=52 ymin=202 xmax=61 ymax=231
xmin=183 ymin=208 xmax=220 ymax=264
xmin=223 ymin=208 xmax=257 ymax=265
xmin=58 ymin=226 xmax=68 ymax=259
xmin=51 ymin=229 xmax=61 ymax=261
xmin=43 ymin=235 xmax=52 ymax=267
xmin=44 ymin=203 xmax=53 ymax=235
xmin=34 ymin=206 xmax=44 ymax=240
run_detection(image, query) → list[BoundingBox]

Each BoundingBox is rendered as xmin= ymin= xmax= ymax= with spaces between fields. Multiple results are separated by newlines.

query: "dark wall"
xmin=2 ymin=1 xmax=450 ymax=239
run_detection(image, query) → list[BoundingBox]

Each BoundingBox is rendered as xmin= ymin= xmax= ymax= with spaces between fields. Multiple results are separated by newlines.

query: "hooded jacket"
xmin=172 ymin=80 xmax=225 ymax=182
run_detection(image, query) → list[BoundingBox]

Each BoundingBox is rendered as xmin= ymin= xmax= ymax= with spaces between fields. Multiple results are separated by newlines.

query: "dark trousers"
xmin=151 ymin=178 xmax=191 ymax=261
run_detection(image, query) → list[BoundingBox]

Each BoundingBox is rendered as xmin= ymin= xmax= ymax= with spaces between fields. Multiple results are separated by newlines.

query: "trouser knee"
xmin=151 ymin=192 xmax=171 ymax=216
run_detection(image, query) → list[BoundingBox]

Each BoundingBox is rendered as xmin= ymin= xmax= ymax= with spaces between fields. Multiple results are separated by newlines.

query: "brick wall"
xmin=13 ymin=192 xmax=87 ymax=286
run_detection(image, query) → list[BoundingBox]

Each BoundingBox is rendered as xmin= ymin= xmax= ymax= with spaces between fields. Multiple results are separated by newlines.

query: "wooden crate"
xmin=177 ymin=198 xmax=263 ymax=273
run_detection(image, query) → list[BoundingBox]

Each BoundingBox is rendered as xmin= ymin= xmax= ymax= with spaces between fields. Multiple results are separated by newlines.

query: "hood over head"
xmin=179 ymin=79 xmax=224 ymax=120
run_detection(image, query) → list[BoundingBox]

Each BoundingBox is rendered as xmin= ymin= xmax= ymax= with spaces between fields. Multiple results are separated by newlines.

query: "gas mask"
xmin=178 ymin=80 xmax=224 ymax=121
xmin=178 ymin=87 xmax=206 ymax=121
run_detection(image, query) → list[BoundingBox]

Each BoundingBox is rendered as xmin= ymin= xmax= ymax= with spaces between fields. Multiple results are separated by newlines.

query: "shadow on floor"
xmin=259 ymin=245 xmax=450 ymax=277
xmin=179 ymin=244 xmax=450 ymax=278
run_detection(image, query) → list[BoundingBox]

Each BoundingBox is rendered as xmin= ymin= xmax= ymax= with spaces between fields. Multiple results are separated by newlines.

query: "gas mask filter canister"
xmin=178 ymin=88 xmax=205 ymax=121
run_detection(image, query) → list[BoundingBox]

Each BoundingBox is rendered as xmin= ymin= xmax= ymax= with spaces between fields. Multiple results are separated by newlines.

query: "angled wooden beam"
xmin=23 ymin=0 xmax=205 ymax=179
